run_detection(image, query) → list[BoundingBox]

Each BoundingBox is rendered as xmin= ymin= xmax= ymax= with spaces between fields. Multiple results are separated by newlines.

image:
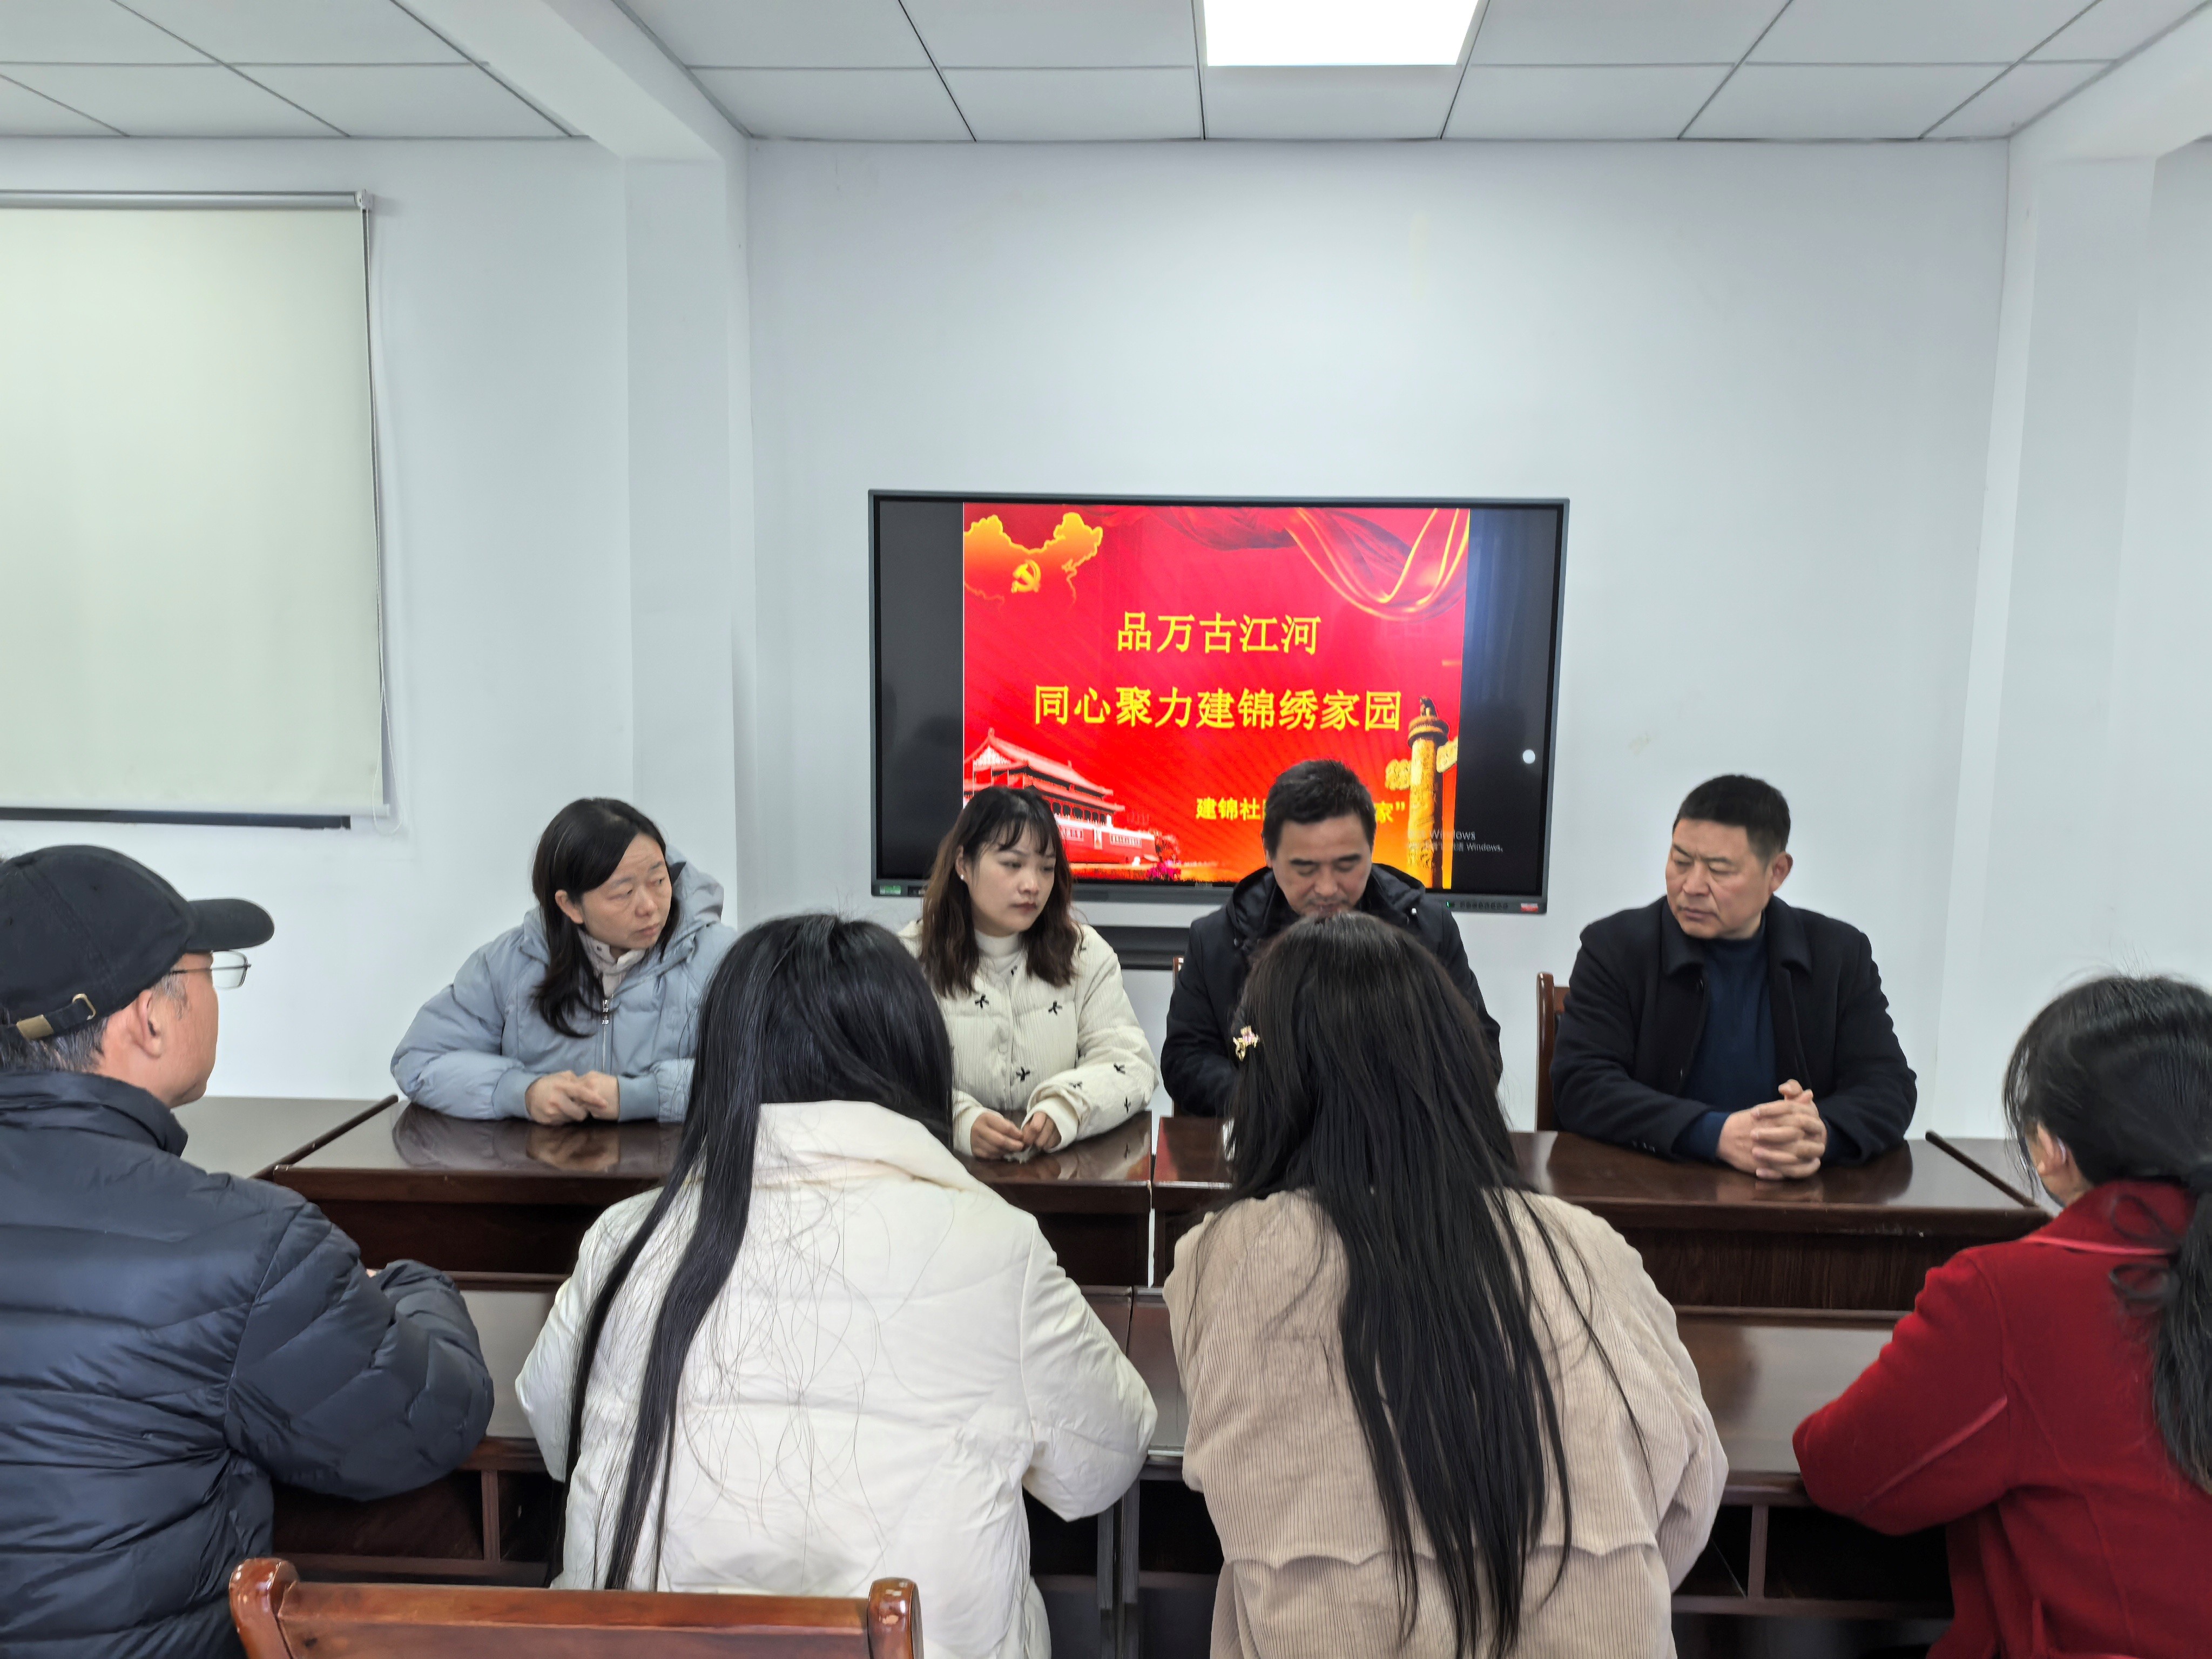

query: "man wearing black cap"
xmin=0 ymin=846 xmax=494 ymax=1659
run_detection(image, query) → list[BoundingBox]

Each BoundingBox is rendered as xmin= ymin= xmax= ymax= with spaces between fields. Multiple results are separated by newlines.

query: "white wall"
xmin=1935 ymin=140 xmax=2212 ymax=1118
xmin=2107 ymin=144 xmax=2212 ymax=972
xmin=1 ymin=134 xmax=2031 ymax=1128
xmin=0 ymin=139 xmax=636 ymax=1100
xmin=745 ymin=139 xmax=2009 ymax=1126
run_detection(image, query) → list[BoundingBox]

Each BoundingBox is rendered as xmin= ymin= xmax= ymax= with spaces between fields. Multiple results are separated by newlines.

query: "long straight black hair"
xmin=1210 ymin=912 xmax=1628 ymax=1658
xmin=2004 ymin=974 xmax=2212 ymax=1491
xmin=559 ymin=914 xmax=954 ymax=1588
xmin=531 ymin=798 xmax=682 ymax=1038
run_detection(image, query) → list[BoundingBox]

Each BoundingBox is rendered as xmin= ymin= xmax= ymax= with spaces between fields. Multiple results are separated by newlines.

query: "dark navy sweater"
xmin=1673 ymin=930 xmax=1777 ymax=1161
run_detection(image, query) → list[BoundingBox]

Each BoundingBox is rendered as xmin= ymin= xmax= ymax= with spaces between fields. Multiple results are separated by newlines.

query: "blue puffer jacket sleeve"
xmin=391 ymin=939 xmax=534 ymax=1120
xmin=225 ymin=1206 xmax=492 ymax=1499
xmin=393 ymin=855 xmax=739 ymax=1123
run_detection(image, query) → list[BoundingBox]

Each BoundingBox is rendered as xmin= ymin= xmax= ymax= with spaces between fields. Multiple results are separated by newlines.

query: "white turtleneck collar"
xmin=582 ymin=932 xmax=648 ymax=998
xmin=974 ymin=928 xmax=1026 ymax=962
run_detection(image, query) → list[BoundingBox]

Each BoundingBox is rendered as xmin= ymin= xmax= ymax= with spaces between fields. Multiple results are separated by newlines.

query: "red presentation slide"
xmin=963 ymin=501 xmax=1469 ymax=886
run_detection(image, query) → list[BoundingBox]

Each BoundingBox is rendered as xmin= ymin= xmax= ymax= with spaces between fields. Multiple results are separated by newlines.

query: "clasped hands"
xmin=969 ymin=1106 xmax=1064 ymax=1161
xmin=524 ymin=1070 xmax=623 ymax=1124
xmin=1716 ymin=1082 xmax=1826 ymax=1181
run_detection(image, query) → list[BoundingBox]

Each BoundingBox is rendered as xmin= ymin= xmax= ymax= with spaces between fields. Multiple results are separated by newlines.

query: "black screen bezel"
xmin=869 ymin=490 xmax=1569 ymax=914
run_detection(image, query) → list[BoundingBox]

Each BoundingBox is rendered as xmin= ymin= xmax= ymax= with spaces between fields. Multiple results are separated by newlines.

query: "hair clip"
xmin=1233 ymin=1025 xmax=1260 ymax=1061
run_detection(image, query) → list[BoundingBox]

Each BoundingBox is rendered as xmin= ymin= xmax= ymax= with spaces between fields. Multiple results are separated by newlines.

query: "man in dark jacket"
xmin=1163 ymin=759 xmax=1501 ymax=1116
xmin=0 ymin=846 xmax=493 ymax=1659
xmin=1550 ymin=776 xmax=1915 ymax=1173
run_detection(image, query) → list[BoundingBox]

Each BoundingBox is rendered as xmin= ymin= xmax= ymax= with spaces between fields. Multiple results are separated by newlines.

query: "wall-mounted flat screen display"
xmin=873 ymin=494 xmax=1567 ymax=912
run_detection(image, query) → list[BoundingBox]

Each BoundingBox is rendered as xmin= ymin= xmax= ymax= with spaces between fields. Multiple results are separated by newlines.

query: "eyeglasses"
xmin=172 ymin=953 xmax=252 ymax=992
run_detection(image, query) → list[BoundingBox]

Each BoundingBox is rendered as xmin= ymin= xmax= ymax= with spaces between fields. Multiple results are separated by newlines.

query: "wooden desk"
xmin=1674 ymin=1311 xmax=1945 ymax=1617
xmin=1149 ymin=1115 xmax=1228 ymax=1278
xmin=271 ymin=1103 xmax=677 ymax=1276
xmin=274 ymin=1282 xmax=1140 ymax=1597
xmin=956 ymin=1112 xmax=1154 ymax=1285
xmin=1154 ymin=1118 xmax=2045 ymax=1311
xmin=273 ymin=1284 xmax=1941 ymax=1636
xmin=1527 ymin=1130 xmax=2041 ymax=1310
xmin=1120 ymin=1295 xmax=1944 ymax=1628
xmin=173 ymin=1094 xmax=394 ymax=1181
xmin=273 ymin=1103 xmax=1153 ymax=1283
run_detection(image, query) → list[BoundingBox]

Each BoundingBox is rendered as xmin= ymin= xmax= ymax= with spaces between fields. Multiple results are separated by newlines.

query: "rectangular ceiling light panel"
xmin=1204 ymin=0 xmax=1482 ymax=65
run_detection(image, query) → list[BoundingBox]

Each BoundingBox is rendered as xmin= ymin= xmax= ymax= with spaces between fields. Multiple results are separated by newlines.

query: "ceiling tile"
xmin=1926 ymin=58 xmax=2102 ymax=134
xmin=694 ymin=68 xmax=970 ymax=139
xmin=944 ymin=66 xmax=1199 ymax=138
xmin=2032 ymin=0 xmax=2205 ymax=61
xmin=122 ymin=0 xmax=463 ymax=65
xmin=0 ymin=72 xmax=117 ymax=133
xmin=1467 ymin=0 xmax=1784 ymax=66
xmin=907 ymin=0 xmax=1194 ymax=68
xmin=1687 ymin=63 xmax=2000 ymax=137
xmin=624 ymin=0 xmax=927 ymax=69
xmin=1 ymin=64 xmax=335 ymax=134
xmin=1751 ymin=0 xmax=2089 ymax=65
xmin=0 ymin=0 xmax=206 ymax=64
xmin=1445 ymin=64 xmax=1730 ymax=138
xmin=244 ymin=64 xmax=559 ymax=136
xmin=1201 ymin=66 xmax=1460 ymax=139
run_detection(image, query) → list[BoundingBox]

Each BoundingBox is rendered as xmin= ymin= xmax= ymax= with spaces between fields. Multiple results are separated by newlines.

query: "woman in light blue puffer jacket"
xmin=392 ymin=799 xmax=738 ymax=1123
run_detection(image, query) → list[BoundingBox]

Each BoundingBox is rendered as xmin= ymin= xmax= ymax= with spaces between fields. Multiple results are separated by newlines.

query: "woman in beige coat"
xmin=1166 ymin=914 xmax=1725 ymax=1658
xmin=902 ymin=786 xmax=1156 ymax=1160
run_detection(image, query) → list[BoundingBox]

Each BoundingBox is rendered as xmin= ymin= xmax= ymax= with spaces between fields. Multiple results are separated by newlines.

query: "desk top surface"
xmin=173 ymin=1095 xmax=392 ymax=1180
xmin=1156 ymin=1118 xmax=2039 ymax=1228
xmin=1675 ymin=1310 xmax=1893 ymax=1486
xmin=293 ymin=1102 xmax=1150 ymax=1209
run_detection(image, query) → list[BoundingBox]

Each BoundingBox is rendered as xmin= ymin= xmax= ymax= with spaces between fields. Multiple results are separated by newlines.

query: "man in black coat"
xmin=1163 ymin=759 xmax=1500 ymax=1116
xmin=1550 ymin=776 xmax=1915 ymax=1174
xmin=0 ymin=846 xmax=493 ymax=1659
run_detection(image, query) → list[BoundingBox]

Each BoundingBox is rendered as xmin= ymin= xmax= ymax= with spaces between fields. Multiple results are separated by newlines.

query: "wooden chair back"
xmin=1534 ymin=973 xmax=1569 ymax=1132
xmin=230 ymin=1559 xmax=921 ymax=1659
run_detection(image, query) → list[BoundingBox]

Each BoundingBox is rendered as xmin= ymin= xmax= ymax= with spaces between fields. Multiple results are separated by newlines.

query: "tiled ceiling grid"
xmin=631 ymin=0 xmax=2210 ymax=144
xmin=0 ymin=0 xmax=571 ymax=138
xmin=0 ymin=0 xmax=2203 ymax=142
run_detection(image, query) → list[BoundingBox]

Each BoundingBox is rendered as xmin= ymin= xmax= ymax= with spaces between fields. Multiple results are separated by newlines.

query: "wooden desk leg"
xmin=1097 ymin=1504 xmax=1118 ymax=1658
xmin=1118 ymin=1482 xmax=1142 ymax=1659
xmin=1745 ymin=1503 xmax=1769 ymax=1602
xmin=481 ymin=1471 xmax=503 ymax=1574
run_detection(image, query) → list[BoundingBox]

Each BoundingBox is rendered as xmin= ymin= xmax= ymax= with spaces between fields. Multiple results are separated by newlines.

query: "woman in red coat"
xmin=1795 ymin=975 xmax=2212 ymax=1659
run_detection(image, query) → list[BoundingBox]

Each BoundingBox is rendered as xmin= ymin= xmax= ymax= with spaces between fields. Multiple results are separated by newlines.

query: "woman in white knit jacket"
xmin=518 ymin=914 xmax=1155 ymax=1659
xmin=900 ymin=786 xmax=1158 ymax=1160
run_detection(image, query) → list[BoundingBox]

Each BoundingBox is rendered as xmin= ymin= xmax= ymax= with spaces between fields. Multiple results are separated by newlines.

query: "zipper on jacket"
xmin=600 ymin=995 xmax=612 ymax=1076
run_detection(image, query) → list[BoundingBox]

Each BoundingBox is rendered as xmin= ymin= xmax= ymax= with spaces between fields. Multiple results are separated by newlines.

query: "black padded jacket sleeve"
xmin=1549 ymin=935 xmax=1712 ymax=1157
xmin=1806 ymin=939 xmax=1917 ymax=1166
xmin=1161 ymin=931 xmax=1240 ymax=1119
xmin=1424 ymin=911 xmax=1503 ymax=1080
xmin=224 ymin=1204 xmax=493 ymax=1501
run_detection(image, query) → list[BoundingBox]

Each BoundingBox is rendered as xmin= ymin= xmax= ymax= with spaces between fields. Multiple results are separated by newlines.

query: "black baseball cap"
xmin=0 ymin=846 xmax=274 ymax=1041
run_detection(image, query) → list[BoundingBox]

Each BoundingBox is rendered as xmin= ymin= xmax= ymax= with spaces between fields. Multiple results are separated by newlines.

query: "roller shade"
xmin=0 ymin=198 xmax=385 ymax=817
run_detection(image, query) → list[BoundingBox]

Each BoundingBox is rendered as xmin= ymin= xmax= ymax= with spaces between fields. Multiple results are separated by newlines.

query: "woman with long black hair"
xmin=1166 ymin=913 xmax=1724 ymax=1657
xmin=516 ymin=914 xmax=1155 ymax=1659
xmin=393 ymin=798 xmax=737 ymax=1123
xmin=902 ymin=786 xmax=1156 ymax=1159
xmin=1795 ymin=975 xmax=2212 ymax=1658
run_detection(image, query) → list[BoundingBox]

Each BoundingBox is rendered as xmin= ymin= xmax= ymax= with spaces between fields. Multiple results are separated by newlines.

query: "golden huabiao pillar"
xmin=1406 ymin=697 xmax=1449 ymax=888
